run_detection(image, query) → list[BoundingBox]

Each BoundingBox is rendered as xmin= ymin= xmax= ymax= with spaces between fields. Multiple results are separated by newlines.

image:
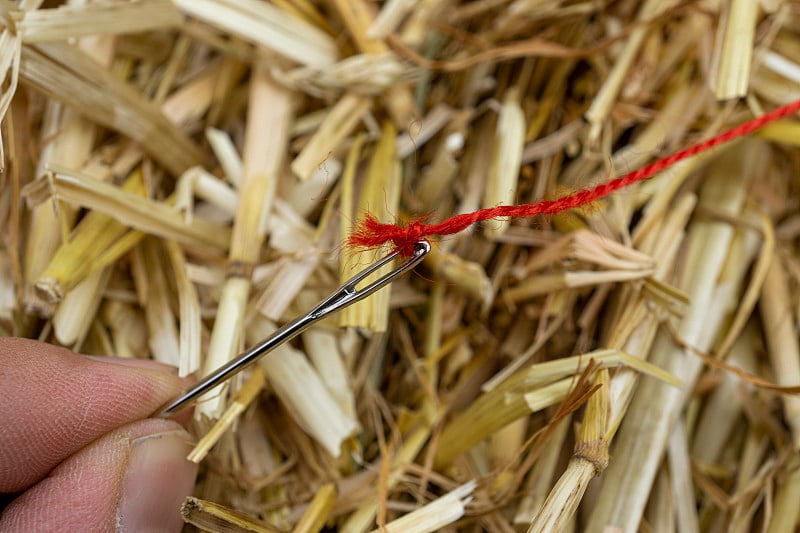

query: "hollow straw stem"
xmin=585 ymin=139 xmax=762 ymax=533
xmin=196 ymin=66 xmax=291 ymax=419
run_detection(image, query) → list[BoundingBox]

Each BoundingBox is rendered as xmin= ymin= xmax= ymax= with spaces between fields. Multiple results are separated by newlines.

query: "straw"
xmin=3 ymin=3 xmax=800 ymax=531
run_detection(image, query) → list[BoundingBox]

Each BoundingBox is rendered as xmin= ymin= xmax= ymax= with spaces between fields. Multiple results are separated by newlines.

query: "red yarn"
xmin=349 ymin=99 xmax=800 ymax=256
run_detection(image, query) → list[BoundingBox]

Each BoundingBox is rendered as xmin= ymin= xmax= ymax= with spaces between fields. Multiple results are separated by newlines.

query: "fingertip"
xmin=0 ymin=338 xmax=194 ymax=492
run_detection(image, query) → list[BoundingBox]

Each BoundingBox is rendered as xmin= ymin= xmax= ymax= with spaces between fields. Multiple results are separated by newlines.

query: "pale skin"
xmin=0 ymin=338 xmax=198 ymax=532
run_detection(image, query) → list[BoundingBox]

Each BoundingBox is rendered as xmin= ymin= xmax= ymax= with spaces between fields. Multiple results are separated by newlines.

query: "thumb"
xmin=1 ymin=419 xmax=197 ymax=533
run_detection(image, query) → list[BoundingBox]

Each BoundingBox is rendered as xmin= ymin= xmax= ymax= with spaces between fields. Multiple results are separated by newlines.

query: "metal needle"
xmin=158 ymin=241 xmax=430 ymax=416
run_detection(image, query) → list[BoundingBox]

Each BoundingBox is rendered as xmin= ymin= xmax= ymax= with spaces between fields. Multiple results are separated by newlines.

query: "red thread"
xmin=349 ymin=99 xmax=800 ymax=256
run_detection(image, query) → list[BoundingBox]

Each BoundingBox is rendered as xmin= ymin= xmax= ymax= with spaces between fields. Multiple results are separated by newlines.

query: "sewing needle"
xmin=158 ymin=240 xmax=431 ymax=417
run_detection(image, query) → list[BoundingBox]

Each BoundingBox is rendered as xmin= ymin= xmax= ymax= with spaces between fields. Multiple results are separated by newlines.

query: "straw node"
xmin=573 ymin=440 xmax=610 ymax=476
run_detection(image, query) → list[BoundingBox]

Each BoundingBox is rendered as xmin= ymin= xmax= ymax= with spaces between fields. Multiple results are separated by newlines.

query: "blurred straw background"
xmin=2 ymin=0 xmax=800 ymax=531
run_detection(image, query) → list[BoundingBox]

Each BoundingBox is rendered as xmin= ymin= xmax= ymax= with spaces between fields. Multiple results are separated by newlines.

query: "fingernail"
xmin=86 ymin=355 xmax=179 ymax=374
xmin=118 ymin=429 xmax=197 ymax=533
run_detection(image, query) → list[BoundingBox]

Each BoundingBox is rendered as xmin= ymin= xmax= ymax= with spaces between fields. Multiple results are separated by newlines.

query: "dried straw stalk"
xmin=20 ymin=42 xmax=206 ymax=175
xmin=586 ymin=140 xmax=769 ymax=532
xmin=198 ymin=64 xmax=291 ymax=419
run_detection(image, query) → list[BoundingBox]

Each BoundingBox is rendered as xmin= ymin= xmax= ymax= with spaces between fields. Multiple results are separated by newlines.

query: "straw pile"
xmin=2 ymin=0 xmax=800 ymax=531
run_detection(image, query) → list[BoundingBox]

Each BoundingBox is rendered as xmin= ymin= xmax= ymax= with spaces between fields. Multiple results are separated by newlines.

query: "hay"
xmin=2 ymin=1 xmax=800 ymax=531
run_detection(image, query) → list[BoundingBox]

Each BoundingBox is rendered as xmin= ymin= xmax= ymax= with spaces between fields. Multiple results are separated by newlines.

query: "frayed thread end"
xmin=348 ymin=214 xmax=430 ymax=256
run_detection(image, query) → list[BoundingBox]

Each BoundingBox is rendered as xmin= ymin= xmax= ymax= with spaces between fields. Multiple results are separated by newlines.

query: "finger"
xmin=0 ymin=418 xmax=196 ymax=533
xmin=0 ymin=338 xmax=193 ymax=492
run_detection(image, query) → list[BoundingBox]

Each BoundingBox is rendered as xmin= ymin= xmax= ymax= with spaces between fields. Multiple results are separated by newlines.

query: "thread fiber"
xmin=349 ymin=99 xmax=800 ymax=256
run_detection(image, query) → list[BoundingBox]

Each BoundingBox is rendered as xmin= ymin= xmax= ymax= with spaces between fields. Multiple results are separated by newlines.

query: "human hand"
xmin=0 ymin=338 xmax=197 ymax=532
